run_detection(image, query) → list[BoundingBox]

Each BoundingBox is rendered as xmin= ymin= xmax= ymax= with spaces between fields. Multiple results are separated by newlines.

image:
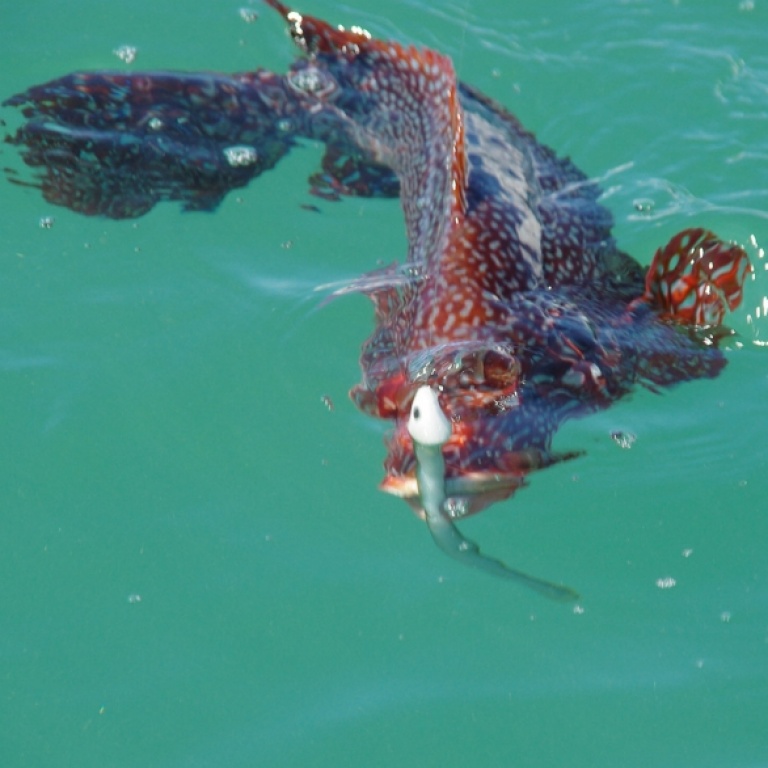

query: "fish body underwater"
xmin=2 ymin=1 xmax=751 ymax=597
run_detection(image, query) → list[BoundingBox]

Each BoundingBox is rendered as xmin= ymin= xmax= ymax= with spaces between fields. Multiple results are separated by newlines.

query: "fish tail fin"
xmin=641 ymin=228 xmax=751 ymax=326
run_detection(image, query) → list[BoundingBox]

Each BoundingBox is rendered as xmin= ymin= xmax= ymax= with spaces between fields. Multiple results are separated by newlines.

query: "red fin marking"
xmin=265 ymin=0 xmax=373 ymax=55
xmin=642 ymin=228 xmax=751 ymax=326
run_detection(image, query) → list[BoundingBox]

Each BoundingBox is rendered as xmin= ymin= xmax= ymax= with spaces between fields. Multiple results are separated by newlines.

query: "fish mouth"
xmin=380 ymin=470 xmax=526 ymax=518
xmin=380 ymin=443 xmax=582 ymax=518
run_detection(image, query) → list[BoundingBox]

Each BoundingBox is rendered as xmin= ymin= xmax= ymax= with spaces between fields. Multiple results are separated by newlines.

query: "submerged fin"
xmin=2 ymin=70 xmax=296 ymax=218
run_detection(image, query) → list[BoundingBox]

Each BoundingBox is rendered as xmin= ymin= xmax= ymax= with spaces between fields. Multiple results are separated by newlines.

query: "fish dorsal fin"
xmin=267 ymin=0 xmax=467 ymax=265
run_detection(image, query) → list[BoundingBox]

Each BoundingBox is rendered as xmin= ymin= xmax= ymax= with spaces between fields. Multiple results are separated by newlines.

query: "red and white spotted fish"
xmin=3 ymin=1 xmax=751 ymax=598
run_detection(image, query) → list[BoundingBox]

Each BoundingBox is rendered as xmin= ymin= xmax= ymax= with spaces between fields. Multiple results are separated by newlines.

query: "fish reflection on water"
xmin=3 ymin=1 xmax=751 ymax=599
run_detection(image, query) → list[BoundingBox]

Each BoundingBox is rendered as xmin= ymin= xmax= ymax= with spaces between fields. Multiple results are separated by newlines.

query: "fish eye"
xmin=413 ymin=406 xmax=421 ymax=420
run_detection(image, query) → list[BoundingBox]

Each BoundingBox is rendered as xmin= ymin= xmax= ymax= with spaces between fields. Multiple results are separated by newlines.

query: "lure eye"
xmin=407 ymin=386 xmax=451 ymax=447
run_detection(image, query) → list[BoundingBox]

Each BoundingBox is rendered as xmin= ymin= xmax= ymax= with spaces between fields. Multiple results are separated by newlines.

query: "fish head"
xmin=357 ymin=342 xmax=571 ymax=518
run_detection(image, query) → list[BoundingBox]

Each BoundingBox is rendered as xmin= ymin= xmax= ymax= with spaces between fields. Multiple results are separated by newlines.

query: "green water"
xmin=2 ymin=1 xmax=767 ymax=766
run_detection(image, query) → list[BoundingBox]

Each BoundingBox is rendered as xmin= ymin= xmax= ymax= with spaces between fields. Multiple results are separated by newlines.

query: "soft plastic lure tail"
xmin=408 ymin=387 xmax=579 ymax=601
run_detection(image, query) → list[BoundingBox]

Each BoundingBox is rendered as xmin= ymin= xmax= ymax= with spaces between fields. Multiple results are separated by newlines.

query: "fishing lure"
xmin=3 ymin=1 xmax=750 ymax=598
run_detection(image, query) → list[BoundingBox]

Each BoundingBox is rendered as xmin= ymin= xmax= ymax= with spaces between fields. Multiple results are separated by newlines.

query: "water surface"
xmin=1 ymin=1 xmax=767 ymax=766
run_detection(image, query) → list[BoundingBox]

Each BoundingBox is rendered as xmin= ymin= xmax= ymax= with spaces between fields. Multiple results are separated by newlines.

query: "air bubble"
xmin=113 ymin=45 xmax=137 ymax=64
xmin=633 ymin=198 xmax=654 ymax=214
xmin=610 ymin=430 xmax=636 ymax=449
xmin=238 ymin=7 xmax=259 ymax=23
xmin=443 ymin=497 xmax=470 ymax=519
xmin=223 ymin=145 xmax=258 ymax=167
xmin=287 ymin=66 xmax=336 ymax=98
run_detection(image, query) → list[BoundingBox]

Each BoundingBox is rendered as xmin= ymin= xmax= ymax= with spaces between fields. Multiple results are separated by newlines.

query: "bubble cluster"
xmin=113 ymin=45 xmax=138 ymax=64
xmin=223 ymin=145 xmax=258 ymax=167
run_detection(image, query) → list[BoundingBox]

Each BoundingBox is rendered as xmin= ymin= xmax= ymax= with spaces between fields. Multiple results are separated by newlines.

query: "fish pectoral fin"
xmin=425 ymin=514 xmax=579 ymax=603
xmin=641 ymin=228 xmax=750 ymax=326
